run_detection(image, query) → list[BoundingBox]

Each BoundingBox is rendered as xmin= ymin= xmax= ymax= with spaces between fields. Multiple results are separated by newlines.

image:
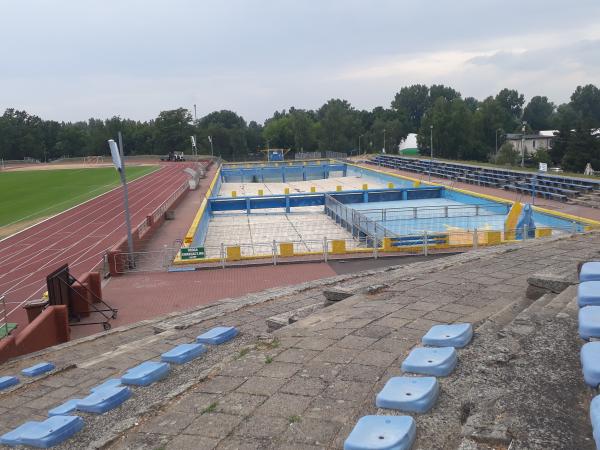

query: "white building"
xmin=505 ymin=130 xmax=556 ymax=155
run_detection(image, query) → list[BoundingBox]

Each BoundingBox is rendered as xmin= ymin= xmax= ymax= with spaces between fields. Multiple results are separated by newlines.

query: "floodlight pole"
xmin=429 ymin=124 xmax=433 ymax=182
xmin=208 ymin=136 xmax=214 ymax=157
xmin=521 ymin=122 xmax=526 ymax=168
xmin=118 ymin=132 xmax=135 ymax=257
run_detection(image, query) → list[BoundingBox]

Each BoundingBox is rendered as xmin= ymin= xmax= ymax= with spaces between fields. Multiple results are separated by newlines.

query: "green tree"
xmin=495 ymin=88 xmax=525 ymax=123
xmin=532 ymin=148 xmax=552 ymax=164
xmin=391 ymin=84 xmax=430 ymax=131
xmin=154 ymin=108 xmax=193 ymax=153
xmin=197 ymin=110 xmax=247 ymax=160
xmin=263 ymin=113 xmax=294 ymax=149
xmin=494 ymin=142 xmax=519 ymax=165
xmin=418 ymin=98 xmax=482 ymax=160
xmin=561 ymin=127 xmax=600 ymax=172
xmin=523 ymin=96 xmax=555 ymax=130
xmin=473 ymin=96 xmax=513 ymax=155
xmin=316 ymin=99 xmax=360 ymax=153
xmin=570 ymin=84 xmax=600 ymax=127
xmin=463 ymin=97 xmax=480 ymax=112
xmin=246 ymin=121 xmax=264 ymax=155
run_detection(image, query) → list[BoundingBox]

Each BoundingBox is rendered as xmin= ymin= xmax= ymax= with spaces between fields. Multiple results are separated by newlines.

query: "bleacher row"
xmin=344 ymin=322 xmax=473 ymax=449
xmin=368 ymin=155 xmax=600 ymax=203
xmin=0 ymin=326 xmax=239 ymax=448
xmin=578 ymin=262 xmax=600 ymax=450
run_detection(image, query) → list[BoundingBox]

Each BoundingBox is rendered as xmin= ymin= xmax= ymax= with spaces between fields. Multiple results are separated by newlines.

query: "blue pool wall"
xmin=191 ymin=161 xmax=589 ymax=247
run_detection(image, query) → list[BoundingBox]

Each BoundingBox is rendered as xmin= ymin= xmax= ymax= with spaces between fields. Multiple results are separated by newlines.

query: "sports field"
xmin=0 ymin=165 xmax=158 ymax=235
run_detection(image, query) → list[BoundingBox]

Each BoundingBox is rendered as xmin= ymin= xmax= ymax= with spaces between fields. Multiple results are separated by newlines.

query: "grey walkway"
xmin=0 ymin=233 xmax=598 ymax=449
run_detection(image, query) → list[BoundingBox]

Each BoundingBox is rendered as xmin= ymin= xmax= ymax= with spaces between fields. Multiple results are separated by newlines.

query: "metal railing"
xmin=357 ymin=203 xmax=510 ymax=221
xmin=112 ymin=247 xmax=180 ymax=273
xmin=295 ymin=152 xmax=321 ymax=160
xmin=0 ymin=295 xmax=10 ymax=338
xmin=114 ymin=222 xmax=595 ymax=273
xmin=324 ymin=194 xmax=393 ymax=246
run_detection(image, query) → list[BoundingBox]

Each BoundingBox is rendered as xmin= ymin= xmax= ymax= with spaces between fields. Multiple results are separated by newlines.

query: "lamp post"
xmin=429 ymin=124 xmax=433 ymax=181
xmin=521 ymin=122 xmax=527 ymax=168
xmin=359 ymin=134 xmax=364 ymax=155
xmin=193 ymin=104 xmax=197 ymax=122
xmin=207 ymin=136 xmax=214 ymax=157
xmin=495 ymin=128 xmax=501 ymax=157
xmin=382 ymin=129 xmax=386 ymax=154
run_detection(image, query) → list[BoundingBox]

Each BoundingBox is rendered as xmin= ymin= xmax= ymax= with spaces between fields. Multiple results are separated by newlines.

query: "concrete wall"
xmin=507 ymin=137 xmax=553 ymax=155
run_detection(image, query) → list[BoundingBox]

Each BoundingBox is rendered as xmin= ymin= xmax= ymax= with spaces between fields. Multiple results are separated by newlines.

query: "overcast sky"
xmin=1 ymin=0 xmax=599 ymax=123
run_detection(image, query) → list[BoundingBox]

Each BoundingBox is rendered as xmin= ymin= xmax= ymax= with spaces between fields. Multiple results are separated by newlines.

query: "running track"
xmin=0 ymin=163 xmax=195 ymax=331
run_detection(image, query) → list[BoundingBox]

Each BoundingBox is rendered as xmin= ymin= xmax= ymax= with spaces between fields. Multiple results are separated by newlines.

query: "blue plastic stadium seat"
xmin=21 ymin=362 xmax=55 ymax=377
xmin=0 ymin=375 xmax=19 ymax=391
xmin=196 ymin=326 xmax=238 ymax=345
xmin=161 ymin=343 xmax=206 ymax=364
xmin=344 ymin=415 xmax=416 ymax=450
xmin=579 ymin=306 xmax=600 ymax=340
xmin=0 ymin=415 xmax=84 ymax=448
xmin=422 ymin=323 xmax=473 ymax=348
xmin=76 ymin=386 xmax=131 ymax=414
xmin=578 ymin=282 xmax=600 ymax=308
xmin=90 ymin=378 xmax=122 ymax=393
xmin=121 ymin=361 xmax=170 ymax=386
xmin=580 ymin=262 xmax=600 ymax=282
xmin=376 ymin=376 xmax=439 ymax=413
xmin=591 ymin=395 xmax=600 ymax=450
xmin=48 ymin=399 xmax=81 ymax=417
xmin=581 ymin=342 xmax=600 ymax=388
xmin=401 ymin=347 xmax=457 ymax=376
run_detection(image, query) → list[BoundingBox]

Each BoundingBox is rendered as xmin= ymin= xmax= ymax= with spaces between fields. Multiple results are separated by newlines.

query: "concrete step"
xmin=540 ymin=285 xmax=578 ymax=319
xmin=457 ymin=297 xmax=594 ymax=449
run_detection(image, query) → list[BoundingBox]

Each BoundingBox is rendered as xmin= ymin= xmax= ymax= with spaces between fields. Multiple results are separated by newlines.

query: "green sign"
xmin=180 ymin=246 xmax=205 ymax=260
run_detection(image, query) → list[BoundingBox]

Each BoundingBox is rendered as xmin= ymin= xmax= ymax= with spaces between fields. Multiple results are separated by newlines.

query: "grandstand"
xmin=368 ymin=154 xmax=600 ymax=203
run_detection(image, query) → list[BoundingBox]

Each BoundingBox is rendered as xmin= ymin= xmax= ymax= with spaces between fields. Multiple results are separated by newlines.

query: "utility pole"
xmin=495 ymin=129 xmax=499 ymax=157
xmin=208 ymin=136 xmax=214 ymax=157
xmin=359 ymin=134 xmax=363 ymax=155
xmin=429 ymin=124 xmax=433 ymax=181
xmin=521 ymin=122 xmax=526 ymax=168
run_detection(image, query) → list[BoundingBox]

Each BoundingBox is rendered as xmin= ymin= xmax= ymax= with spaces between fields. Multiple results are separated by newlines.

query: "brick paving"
xmin=94 ymin=263 xmax=338 ymax=336
xmin=1 ymin=231 xmax=597 ymax=449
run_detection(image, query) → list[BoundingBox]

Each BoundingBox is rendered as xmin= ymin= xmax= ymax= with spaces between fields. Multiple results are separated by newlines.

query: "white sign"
xmin=108 ymin=139 xmax=122 ymax=171
xmin=538 ymin=162 xmax=547 ymax=172
xmin=190 ymin=136 xmax=196 ymax=147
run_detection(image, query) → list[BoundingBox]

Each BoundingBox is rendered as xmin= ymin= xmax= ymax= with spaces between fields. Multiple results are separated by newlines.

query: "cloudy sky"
xmin=1 ymin=0 xmax=599 ymax=123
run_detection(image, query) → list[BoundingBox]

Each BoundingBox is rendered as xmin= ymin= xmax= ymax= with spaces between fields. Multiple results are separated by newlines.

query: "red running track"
xmin=0 ymin=163 xmax=194 ymax=331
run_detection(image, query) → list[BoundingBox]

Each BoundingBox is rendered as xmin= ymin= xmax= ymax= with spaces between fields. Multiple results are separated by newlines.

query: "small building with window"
xmin=505 ymin=130 xmax=556 ymax=155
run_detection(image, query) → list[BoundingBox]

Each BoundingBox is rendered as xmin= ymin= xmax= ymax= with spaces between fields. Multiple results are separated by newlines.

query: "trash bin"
xmin=23 ymin=299 xmax=49 ymax=323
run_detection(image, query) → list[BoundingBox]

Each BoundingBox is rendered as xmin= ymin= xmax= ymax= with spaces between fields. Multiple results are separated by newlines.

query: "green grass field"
xmin=0 ymin=166 xmax=158 ymax=231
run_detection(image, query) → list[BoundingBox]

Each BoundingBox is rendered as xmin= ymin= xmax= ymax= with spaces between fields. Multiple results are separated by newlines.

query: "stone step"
xmin=540 ymin=285 xmax=579 ymax=319
xmin=476 ymin=296 xmax=538 ymax=335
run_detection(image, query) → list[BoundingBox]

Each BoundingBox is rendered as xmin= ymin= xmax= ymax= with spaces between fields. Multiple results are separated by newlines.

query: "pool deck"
xmin=218 ymin=176 xmax=387 ymax=197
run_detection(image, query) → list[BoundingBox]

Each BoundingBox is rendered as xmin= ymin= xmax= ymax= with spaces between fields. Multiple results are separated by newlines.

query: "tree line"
xmin=0 ymin=83 xmax=599 ymax=172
